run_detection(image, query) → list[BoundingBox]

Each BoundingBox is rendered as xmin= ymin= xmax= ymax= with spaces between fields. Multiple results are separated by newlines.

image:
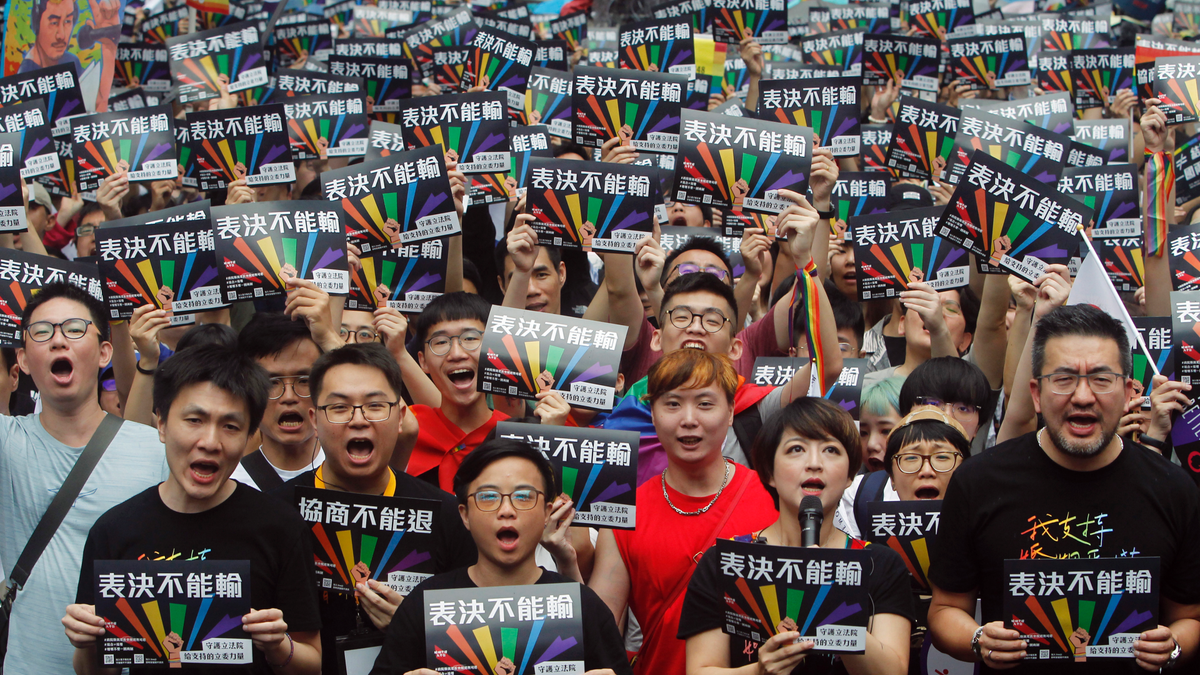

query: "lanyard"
xmin=314 ymin=464 xmax=397 ymax=496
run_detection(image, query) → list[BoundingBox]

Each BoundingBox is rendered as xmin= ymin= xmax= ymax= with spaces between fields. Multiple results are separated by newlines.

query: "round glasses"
xmin=1036 ymin=372 xmax=1124 ymax=396
xmin=469 ymin=489 xmax=544 ymax=512
xmin=26 ymin=319 xmax=92 ymax=342
xmin=317 ymin=401 xmax=399 ymax=423
xmin=666 ymin=306 xmax=730 ymax=333
xmin=426 ymin=329 xmax=483 ymax=356
xmin=671 ymin=262 xmax=728 ymax=280
xmin=340 ymin=327 xmax=378 ymax=343
xmin=914 ymin=397 xmax=981 ymax=419
xmin=894 ymin=451 xmax=963 ymax=474
xmin=268 ymin=376 xmax=310 ymax=400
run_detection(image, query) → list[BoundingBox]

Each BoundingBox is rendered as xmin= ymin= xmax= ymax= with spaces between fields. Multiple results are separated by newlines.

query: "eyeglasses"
xmin=468 ymin=489 xmax=544 ymax=512
xmin=1036 ymin=372 xmax=1125 ymax=396
xmin=268 ymin=376 xmax=310 ymax=399
xmin=426 ymin=329 xmax=483 ymax=356
xmin=894 ymin=451 xmax=963 ymax=474
xmin=914 ymin=397 xmax=981 ymax=419
xmin=670 ymin=263 xmax=728 ymax=280
xmin=75 ymin=225 xmax=97 ymax=237
xmin=317 ymin=401 xmax=399 ymax=423
xmin=339 ymin=327 xmax=378 ymax=343
xmin=666 ymin=306 xmax=730 ymax=333
xmin=26 ymin=319 xmax=92 ymax=342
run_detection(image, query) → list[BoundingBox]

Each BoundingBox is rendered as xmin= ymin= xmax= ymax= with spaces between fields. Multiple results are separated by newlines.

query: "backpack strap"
xmin=851 ymin=470 xmax=890 ymax=537
xmin=731 ymin=405 xmax=764 ymax=469
xmin=239 ymin=450 xmax=285 ymax=491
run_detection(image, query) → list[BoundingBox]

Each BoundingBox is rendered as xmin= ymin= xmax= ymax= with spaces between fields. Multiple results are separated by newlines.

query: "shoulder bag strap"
xmin=7 ymin=413 xmax=124 ymax=595
xmin=239 ymin=450 xmax=285 ymax=492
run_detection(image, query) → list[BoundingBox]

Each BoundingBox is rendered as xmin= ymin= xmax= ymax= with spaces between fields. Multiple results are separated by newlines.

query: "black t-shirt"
xmin=76 ymin=483 xmax=321 ymax=674
xmin=370 ymin=567 xmax=633 ymax=675
xmin=269 ymin=469 xmax=478 ymax=675
xmin=929 ymin=432 xmax=1200 ymax=674
xmin=677 ymin=539 xmax=915 ymax=674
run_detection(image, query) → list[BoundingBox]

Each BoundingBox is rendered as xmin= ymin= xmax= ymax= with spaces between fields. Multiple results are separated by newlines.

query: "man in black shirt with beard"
xmin=928 ymin=305 xmax=1200 ymax=674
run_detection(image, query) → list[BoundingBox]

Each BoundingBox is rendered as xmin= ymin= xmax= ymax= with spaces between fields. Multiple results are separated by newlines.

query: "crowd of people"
xmin=0 ymin=0 xmax=1198 ymax=674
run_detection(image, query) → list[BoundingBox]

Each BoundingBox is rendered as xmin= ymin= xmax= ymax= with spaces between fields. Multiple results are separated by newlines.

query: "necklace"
xmin=662 ymin=459 xmax=732 ymax=516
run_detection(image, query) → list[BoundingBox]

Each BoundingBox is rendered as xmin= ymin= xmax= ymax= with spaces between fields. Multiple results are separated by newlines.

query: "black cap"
xmin=888 ymin=183 xmax=935 ymax=211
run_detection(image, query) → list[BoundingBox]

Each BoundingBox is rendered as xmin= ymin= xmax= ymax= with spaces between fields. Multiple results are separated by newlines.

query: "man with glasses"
xmin=405 ymin=293 xmax=513 ymax=492
xmin=929 ymin=305 xmax=1200 ymax=673
xmin=371 ymin=437 xmax=630 ymax=675
xmin=69 ymin=202 xmax=104 ymax=259
xmin=0 ymin=283 xmax=169 ymax=675
xmin=231 ymin=313 xmax=335 ymax=491
xmin=273 ymin=343 xmax=477 ymax=675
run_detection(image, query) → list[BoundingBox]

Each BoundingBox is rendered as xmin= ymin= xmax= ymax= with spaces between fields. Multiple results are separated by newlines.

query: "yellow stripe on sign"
xmin=605 ymin=98 xmax=621 ymax=132
xmin=362 ymin=194 xmax=383 ymax=227
xmin=101 ymin=139 xmax=119 ymax=173
xmin=142 ymin=600 xmax=168 ymax=648
xmin=336 ymin=529 xmax=357 ymax=576
xmin=991 ymin=202 xmax=1010 ymax=248
xmin=1133 ymin=248 xmax=1145 ymax=279
xmin=526 ymin=341 xmax=541 ymax=383
xmin=474 ymin=626 xmax=498 ymax=669
xmin=258 ymin=237 xmax=283 ymax=276
xmin=890 ymin=243 xmax=912 ymax=280
xmin=886 ymin=53 xmax=897 ymax=77
xmin=637 ymin=44 xmax=649 ymax=68
xmin=199 ymin=55 xmax=221 ymax=85
xmin=924 ymin=130 xmax=940 ymax=167
xmin=1188 ymin=80 xmax=1200 ymax=113
xmin=1051 ymin=597 xmax=1074 ymax=643
xmin=791 ymin=110 xmax=807 ymax=127
xmin=760 ymin=584 xmax=782 ymax=633
xmin=303 ymin=118 xmax=319 ymax=146
xmin=910 ymin=537 xmax=931 ymax=578
xmin=566 ymin=194 xmax=582 ymax=230
xmin=137 ymin=259 xmax=161 ymax=298
xmin=719 ymin=147 xmax=735 ymax=195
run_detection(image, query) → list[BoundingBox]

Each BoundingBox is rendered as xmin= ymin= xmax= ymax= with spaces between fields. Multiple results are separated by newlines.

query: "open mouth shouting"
xmin=277 ymin=410 xmax=306 ymax=433
xmin=50 ymin=356 xmax=74 ymax=386
xmin=189 ymin=459 xmax=221 ymax=486
xmin=496 ymin=525 xmax=520 ymax=553
xmin=345 ymin=437 xmax=375 ymax=466
xmin=676 ymin=434 xmax=705 ymax=452
xmin=801 ymin=477 xmax=825 ymax=496
xmin=1064 ymin=409 xmax=1099 ymax=437
xmin=681 ymin=339 xmax=707 ymax=351
xmin=446 ymin=367 xmax=476 ymax=391
xmin=914 ymin=485 xmax=941 ymax=499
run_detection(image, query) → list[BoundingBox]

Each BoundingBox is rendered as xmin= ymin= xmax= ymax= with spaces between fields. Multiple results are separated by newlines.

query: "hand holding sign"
xmin=61 ymin=603 xmax=106 ymax=649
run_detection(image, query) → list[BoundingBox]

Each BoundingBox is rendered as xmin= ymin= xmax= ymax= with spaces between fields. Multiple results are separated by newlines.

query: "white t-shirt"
xmin=833 ymin=472 xmax=900 ymax=539
xmin=228 ymin=447 xmax=325 ymax=490
xmin=0 ymin=414 xmax=169 ymax=675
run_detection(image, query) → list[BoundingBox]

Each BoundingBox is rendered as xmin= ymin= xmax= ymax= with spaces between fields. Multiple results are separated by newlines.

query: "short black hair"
xmin=493 ymin=227 xmax=563 ymax=285
xmin=77 ymin=201 xmax=104 ymax=226
xmin=662 ymin=237 xmax=733 ymax=287
xmin=453 ymin=437 xmax=557 ymax=506
xmin=462 ymin=257 xmax=484 ymax=294
xmin=883 ymin=419 xmax=971 ymax=478
xmin=659 ymin=272 xmax=739 ymax=336
xmin=152 ymin=344 xmax=270 ymax=434
xmin=309 ymin=342 xmax=405 ymax=404
xmin=238 ymin=312 xmax=318 ymax=361
xmin=176 ymin=323 xmax=239 ymax=353
xmin=1032 ymin=304 xmax=1132 ymax=377
xmin=0 ymin=347 xmax=15 ymax=370
xmin=553 ymin=140 xmax=589 ymax=159
xmin=825 ymin=279 xmax=864 ymax=347
xmin=20 ymin=282 xmax=110 ymax=344
xmin=955 ymin=285 xmax=981 ymax=337
xmin=750 ymin=397 xmax=860 ymax=509
xmin=899 ymin=356 xmax=991 ymax=414
xmin=412 ymin=291 xmax=492 ymax=349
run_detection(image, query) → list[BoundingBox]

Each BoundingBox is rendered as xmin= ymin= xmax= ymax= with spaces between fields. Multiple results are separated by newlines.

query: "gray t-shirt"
xmin=0 ymin=414 xmax=168 ymax=675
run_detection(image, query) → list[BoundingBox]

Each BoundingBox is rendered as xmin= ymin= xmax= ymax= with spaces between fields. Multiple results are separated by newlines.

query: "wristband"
xmin=135 ymin=361 xmax=157 ymax=376
xmin=1139 ymin=435 xmax=1167 ymax=451
xmin=801 ymin=258 xmax=819 ymax=277
xmin=816 ymin=208 xmax=835 ymax=220
xmin=266 ymin=632 xmax=294 ymax=669
xmin=971 ymin=625 xmax=985 ymax=659
xmin=867 ymin=114 xmax=888 ymax=124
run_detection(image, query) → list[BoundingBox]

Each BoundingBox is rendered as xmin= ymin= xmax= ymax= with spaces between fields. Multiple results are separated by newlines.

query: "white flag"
xmin=1067 ymin=237 xmax=1158 ymax=378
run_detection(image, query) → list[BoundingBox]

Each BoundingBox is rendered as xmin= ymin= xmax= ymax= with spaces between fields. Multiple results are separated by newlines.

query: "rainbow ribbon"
xmin=1144 ymin=150 xmax=1173 ymax=258
xmin=791 ymin=259 xmax=825 ymax=393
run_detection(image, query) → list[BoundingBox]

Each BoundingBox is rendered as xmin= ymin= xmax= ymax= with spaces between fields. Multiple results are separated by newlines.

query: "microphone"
xmin=799 ymin=495 xmax=823 ymax=548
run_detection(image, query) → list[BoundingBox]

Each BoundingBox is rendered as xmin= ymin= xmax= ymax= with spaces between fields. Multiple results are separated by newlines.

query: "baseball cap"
xmin=888 ymin=183 xmax=934 ymax=211
xmin=29 ymin=183 xmax=55 ymax=214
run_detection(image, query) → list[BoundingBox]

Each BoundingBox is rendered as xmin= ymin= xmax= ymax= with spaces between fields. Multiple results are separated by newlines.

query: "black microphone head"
xmin=800 ymin=495 xmax=824 ymax=516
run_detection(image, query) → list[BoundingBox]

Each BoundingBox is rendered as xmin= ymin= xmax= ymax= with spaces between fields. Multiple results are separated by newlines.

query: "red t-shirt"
xmin=406 ymin=405 xmax=509 ymax=492
xmin=613 ymin=463 xmax=779 ymax=675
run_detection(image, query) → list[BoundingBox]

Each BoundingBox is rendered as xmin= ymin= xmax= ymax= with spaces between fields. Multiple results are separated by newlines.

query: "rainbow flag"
xmin=187 ymin=0 xmax=230 ymax=15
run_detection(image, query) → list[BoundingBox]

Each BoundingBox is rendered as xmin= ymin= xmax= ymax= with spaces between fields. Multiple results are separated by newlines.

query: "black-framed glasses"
xmin=26 ymin=319 xmax=92 ymax=342
xmin=671 ymin=262 xmax=728 ymax=280
xmin=340 ymin=327 xmax=378 ymax=343
xmin=1036 ymin=372 xmax=1125 ymax=395
xmin=914 ymin=397 xmax=981 ymax=419
xmin=468 ymin=489 xmax=544 ymax=512
xmin=317 ymin=401 xmax=399 ymax=423
xmin=268 ymin=376 xmax=310 ymax=400
xmin=894 ymin=451 xmax=963 ymax=474
xmin=666 ymin=306 xmax=730 ymax=333
xmin=426 ymin=329 xmax=483 ymax=356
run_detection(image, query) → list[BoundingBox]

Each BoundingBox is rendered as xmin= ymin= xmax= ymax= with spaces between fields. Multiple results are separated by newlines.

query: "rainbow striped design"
xmin=1145 ymin=151 xmax=1173 ymax=258
xmin=793 ymin=263 xmax=826 ymax=393
xmin=186 ymin=0 xmax=231 ymax=16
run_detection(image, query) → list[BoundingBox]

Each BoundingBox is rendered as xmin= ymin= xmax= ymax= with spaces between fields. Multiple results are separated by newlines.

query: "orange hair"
xmin=644 ymin=350 xmax=738 ymax=405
